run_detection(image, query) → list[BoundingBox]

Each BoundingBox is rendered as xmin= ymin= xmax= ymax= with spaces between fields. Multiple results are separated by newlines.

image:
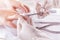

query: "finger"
xmin=7 ymin=21 xmax=17 ymax=28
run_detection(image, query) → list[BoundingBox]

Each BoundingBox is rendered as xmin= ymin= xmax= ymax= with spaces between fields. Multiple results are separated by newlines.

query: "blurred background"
xmin=0 ymin=0 xmax=60 ymax=40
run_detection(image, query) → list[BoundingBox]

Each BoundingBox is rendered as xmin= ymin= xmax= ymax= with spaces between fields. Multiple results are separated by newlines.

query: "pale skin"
xmin=0 ymin=0 xmax=32 ymax=29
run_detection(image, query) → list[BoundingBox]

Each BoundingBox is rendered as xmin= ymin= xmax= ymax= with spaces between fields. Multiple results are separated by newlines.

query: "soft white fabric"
xmin=17 ymin=17 xmax=51 ymax=40
xmin=0 ymin=25 xmax=17 ymax=40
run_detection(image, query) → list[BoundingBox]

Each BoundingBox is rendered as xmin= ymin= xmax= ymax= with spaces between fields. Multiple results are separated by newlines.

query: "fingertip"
xmin=23 ymin=5 xmax=30 ymax=13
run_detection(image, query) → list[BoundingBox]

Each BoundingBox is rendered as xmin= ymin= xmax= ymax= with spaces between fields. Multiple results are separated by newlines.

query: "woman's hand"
xmin=0 ymin=0 xmax=32 ymax=29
